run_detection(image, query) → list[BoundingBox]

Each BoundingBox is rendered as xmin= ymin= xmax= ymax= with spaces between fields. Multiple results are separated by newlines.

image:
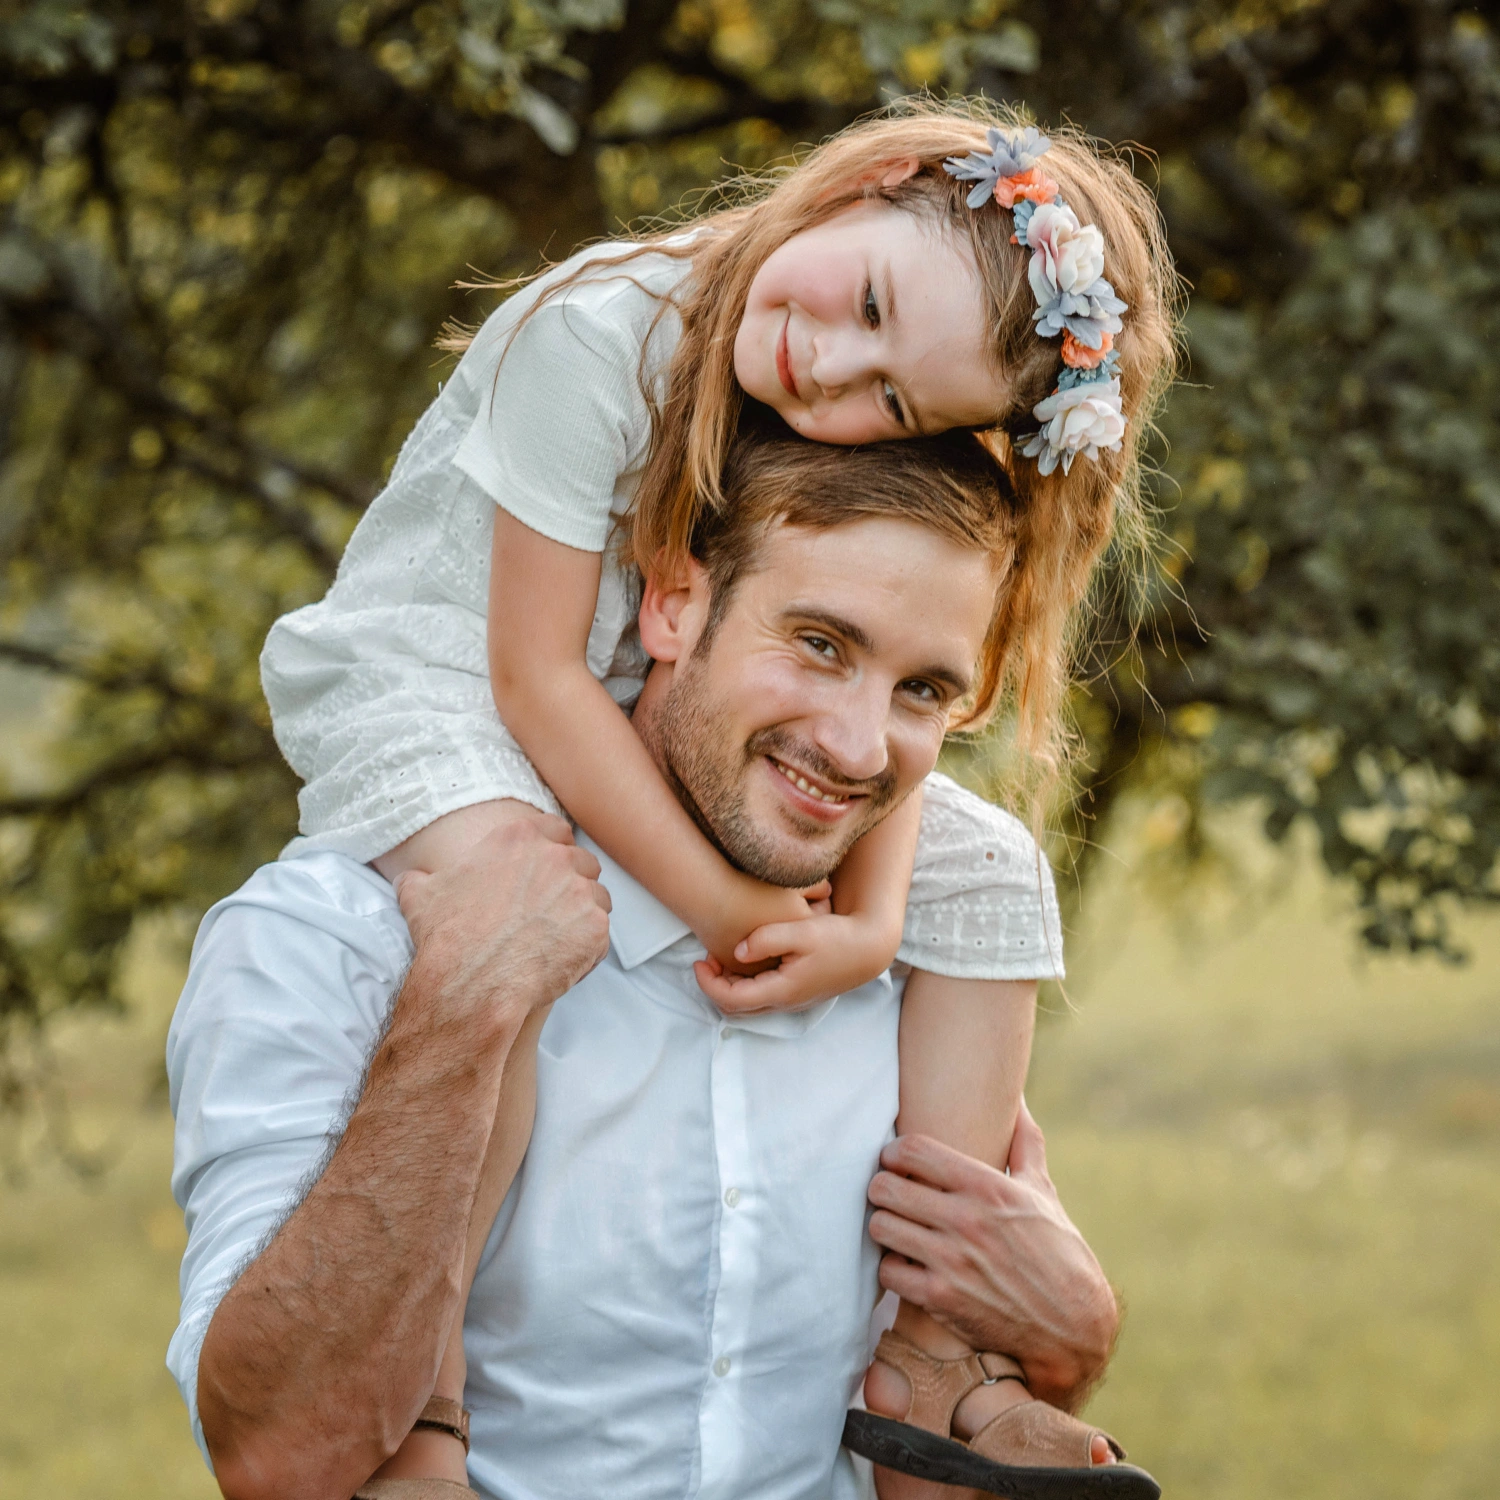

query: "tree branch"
xmin=0 ymin=743 xmax=276 ymax=822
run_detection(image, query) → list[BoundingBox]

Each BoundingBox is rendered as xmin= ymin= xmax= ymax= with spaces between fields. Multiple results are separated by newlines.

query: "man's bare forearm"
xmin=197 ymin=950 xmax=523 ymax=1500
xmin=194 ymin=815 xmax=610 ymax=1500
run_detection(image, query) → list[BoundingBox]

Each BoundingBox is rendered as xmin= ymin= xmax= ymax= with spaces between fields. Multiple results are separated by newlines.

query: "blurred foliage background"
xmin=2 ymin=1 xmax=1499 ymax=1496
xmin=3 ymin=0 xmax=1499 ymax=1125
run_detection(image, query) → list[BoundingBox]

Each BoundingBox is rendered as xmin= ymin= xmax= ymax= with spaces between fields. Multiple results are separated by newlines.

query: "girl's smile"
xmin=776 ymin=316 xmax=798 ymax=398
xmin=734 ymin=199 xmax=1009 ymax=444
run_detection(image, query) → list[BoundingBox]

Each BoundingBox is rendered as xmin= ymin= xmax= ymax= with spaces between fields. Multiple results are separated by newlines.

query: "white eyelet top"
xmin=260 ymin=243 xmax=1063 ymax=981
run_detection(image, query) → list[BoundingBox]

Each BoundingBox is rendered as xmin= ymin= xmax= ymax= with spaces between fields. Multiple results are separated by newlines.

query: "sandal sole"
xmin=842 ymin=1410 xmax=1162 ymax=1500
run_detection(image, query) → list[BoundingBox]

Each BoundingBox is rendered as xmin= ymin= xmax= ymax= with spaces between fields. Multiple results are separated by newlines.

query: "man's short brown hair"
xmin=674 ymin=406 xmax=1019 ymax=728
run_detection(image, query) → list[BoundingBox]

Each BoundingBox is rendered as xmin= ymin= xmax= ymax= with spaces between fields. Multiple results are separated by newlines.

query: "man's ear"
xmin=639 ymin=558 xmax=709 ymax=664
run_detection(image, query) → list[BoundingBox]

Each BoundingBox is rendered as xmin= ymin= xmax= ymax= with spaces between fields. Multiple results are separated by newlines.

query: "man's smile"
xmin=767 ymin=755 xmax=852 ymax=803
xmin=764 ymin=754 xmax=865 ymax=825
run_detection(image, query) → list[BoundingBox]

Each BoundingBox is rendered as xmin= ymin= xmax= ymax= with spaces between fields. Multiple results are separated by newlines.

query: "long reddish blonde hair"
xmin=449 ymin=96 xmax=1180 ymax=792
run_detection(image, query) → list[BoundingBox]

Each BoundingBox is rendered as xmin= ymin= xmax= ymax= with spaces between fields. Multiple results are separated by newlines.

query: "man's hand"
xmin=395 ymin=808 xmax=612 ymax=1037
xmin=866 ymin=1102 xmax=1119 ymax=1412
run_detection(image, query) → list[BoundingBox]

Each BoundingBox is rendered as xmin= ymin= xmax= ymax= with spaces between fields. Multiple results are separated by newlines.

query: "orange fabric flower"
xmin=992 ymin=167 xmax=1060 ymax=209
xmin=1062 ymin=330 xmax=1114 ymax=369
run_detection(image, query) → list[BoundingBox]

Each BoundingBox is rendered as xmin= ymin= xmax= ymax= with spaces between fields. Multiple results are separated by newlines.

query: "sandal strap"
xmin=354 ymin=1481 xmax=477 ymax=1499
xmin=977 ymin=1350 xmax=1027 ymax=1384
xmin=969 ymin=1400 xmax=1127 ymax=1468
xmin=873 ymin=1331 xmax=1027 ymax=1437
xmin=411 ymin=1396 xmax=471 ymax=1453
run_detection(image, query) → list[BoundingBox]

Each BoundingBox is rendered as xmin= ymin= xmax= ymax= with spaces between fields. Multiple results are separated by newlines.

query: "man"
xmin=168 ymin=431 xmax=1119 ymax=1500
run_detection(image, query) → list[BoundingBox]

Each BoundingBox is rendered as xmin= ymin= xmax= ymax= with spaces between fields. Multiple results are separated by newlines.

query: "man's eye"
xmin=883 ymin=381 xmax=906 ymax=427
xmin=803 ymin=634 xmax=838 ymax=659
xmin=901 ymin=679 xmax=941 ymax=704
xmin=864 ymin=282 xmax=880 ymax=328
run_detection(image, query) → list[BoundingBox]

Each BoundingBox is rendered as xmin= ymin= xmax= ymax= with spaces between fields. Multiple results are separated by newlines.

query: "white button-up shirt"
xmin=167 ymin=840 xmax=903 ymax=1499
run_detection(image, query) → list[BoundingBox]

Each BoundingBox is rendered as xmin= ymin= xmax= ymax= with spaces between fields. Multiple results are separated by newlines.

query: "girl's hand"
xmin=693 ymin=908 xmax=899 ymax=1015
xmin=690 ymin=872 xmax=829 ymax=974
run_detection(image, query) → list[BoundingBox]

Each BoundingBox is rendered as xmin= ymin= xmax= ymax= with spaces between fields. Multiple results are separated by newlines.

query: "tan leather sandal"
xmin=352 ymin=1397 xmax=478 ymax=1499
xmin=842 ymin=1330 xmax=1160 ymax=1499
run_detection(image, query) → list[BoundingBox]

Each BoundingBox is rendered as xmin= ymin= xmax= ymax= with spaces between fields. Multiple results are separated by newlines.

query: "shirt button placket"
xmin=700 ymin=1020 xmax=754 ymax=1498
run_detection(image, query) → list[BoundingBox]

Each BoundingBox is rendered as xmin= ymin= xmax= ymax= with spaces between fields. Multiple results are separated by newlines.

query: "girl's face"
xmin=733 ymin=200 xmax=1008 ymax=444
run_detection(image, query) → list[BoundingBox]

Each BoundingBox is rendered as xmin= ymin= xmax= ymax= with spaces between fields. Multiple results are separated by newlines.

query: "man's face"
xmin=635 ymin=517 xmax=1000 ymax=888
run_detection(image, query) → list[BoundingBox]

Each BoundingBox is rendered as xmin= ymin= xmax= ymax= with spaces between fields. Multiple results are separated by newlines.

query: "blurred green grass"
xmin=2 ymin=826 xmax=1497 ymax=1498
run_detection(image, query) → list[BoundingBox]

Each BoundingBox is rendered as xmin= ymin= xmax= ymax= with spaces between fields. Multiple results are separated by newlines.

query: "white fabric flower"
xmin=1025 ymin=202 xmax=1107 ymax=305
xmin=1022 ymin=380 xmax=1126 ymax=475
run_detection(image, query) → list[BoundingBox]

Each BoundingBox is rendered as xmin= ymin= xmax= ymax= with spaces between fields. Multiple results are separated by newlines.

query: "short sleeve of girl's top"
xmin=903 ymin=773 xmax=1065 ymax=982
xmin=451 ymin=255 xmax=685 ymax=552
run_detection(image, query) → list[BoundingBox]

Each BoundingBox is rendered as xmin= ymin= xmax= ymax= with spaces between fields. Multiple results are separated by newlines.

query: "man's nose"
xmin=810 ymin=686 xmax=891 ymax=784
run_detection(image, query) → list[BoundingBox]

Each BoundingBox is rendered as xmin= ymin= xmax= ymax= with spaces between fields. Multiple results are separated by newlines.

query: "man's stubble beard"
xmin=641 ymin=644 xmax=901 ymax=889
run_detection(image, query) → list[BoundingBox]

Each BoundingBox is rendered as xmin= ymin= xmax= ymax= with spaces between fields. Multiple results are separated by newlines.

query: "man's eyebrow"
xmin=781 ymin=605 xmax=876 ymax=654
xmin=912 ymin=660 xmax=973 ymax=696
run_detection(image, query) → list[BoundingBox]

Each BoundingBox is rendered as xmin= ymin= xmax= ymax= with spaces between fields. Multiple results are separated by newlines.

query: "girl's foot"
xmin=861 ymin=1307 xmax=1116 ymax=1500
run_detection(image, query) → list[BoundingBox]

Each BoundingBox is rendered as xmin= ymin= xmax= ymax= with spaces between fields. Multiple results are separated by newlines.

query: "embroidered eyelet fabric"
xmin=261 ymin=245 xmax=1064 ymax=983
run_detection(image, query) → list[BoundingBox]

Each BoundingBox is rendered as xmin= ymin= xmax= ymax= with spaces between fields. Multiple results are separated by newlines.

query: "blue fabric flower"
xmin=1057 ymin=350 xmax=1122 ymax=390
xmin=943 ymin=126 xmax=1054 ymax=210
xmin=1033 ymin=277 xmax=1127 ymax=347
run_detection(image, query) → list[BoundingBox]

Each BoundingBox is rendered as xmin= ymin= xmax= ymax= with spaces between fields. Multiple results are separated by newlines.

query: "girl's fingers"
xmin=734 ymin=921 xmax=810 ymax=964
xmin=717 ymin=973 xmax=798 ymax=1013
xmin=799 ymin=878 xmax=833 ymax=903
xmin=693 ymin=960 xmax=798 ymax=1014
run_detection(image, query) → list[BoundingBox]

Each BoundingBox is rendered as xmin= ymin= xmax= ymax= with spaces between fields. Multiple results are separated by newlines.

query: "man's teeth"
xmin=773 ymin=759 xmax=848 ymax=803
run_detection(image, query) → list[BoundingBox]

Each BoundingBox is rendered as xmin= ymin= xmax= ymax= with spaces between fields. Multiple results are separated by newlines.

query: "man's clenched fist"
xmin=395 ymin=804 xmax=612 ymax=1041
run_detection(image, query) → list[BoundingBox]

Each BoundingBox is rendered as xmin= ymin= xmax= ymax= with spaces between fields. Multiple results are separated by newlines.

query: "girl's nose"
xmin=808 ymin=327 xmax=876 ymax=401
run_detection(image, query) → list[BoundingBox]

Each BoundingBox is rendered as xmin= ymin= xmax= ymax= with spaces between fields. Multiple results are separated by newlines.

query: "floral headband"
xmin=944 ymin=127 xmax=1127 ymax=477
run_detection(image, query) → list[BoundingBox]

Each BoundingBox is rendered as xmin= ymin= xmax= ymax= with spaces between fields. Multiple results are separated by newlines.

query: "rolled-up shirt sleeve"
xmin=165 ymin=853 xmax=412 ymax=1464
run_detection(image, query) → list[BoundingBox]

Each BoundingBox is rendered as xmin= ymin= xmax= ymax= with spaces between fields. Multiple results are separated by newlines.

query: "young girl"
xmin=262 ymin=99 xmax=1176 ymax=1499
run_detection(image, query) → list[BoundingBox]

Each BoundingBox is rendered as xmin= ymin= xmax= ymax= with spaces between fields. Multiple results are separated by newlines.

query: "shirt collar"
xmin=575 ymin=834 xmax=877 ymax=1040
xmin=577 ymin=833 xmax=694 ymax=970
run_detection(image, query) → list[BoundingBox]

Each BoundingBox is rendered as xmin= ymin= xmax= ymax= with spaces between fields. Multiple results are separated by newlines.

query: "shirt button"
xmin=713 ymin=1356 xmax=731 ymax=1378
xmin=723 ymin=1187 xmax=741 ymax=1208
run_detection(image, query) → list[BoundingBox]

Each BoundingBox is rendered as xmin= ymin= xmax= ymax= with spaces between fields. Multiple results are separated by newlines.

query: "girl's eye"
xmin=863 ymin=282 xmax=880 ymax=328
xmin=883 ymin=381 xmax=906 ymax=427
xmin=900 ymin=679 xmax=941 ymax=705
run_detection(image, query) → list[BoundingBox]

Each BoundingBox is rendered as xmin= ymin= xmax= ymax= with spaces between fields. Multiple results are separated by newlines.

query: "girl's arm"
xmin=488 ymin=509 xmax=811 ymax=963
xmin=894 ymin=970 xmax=1035 ymax=1159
